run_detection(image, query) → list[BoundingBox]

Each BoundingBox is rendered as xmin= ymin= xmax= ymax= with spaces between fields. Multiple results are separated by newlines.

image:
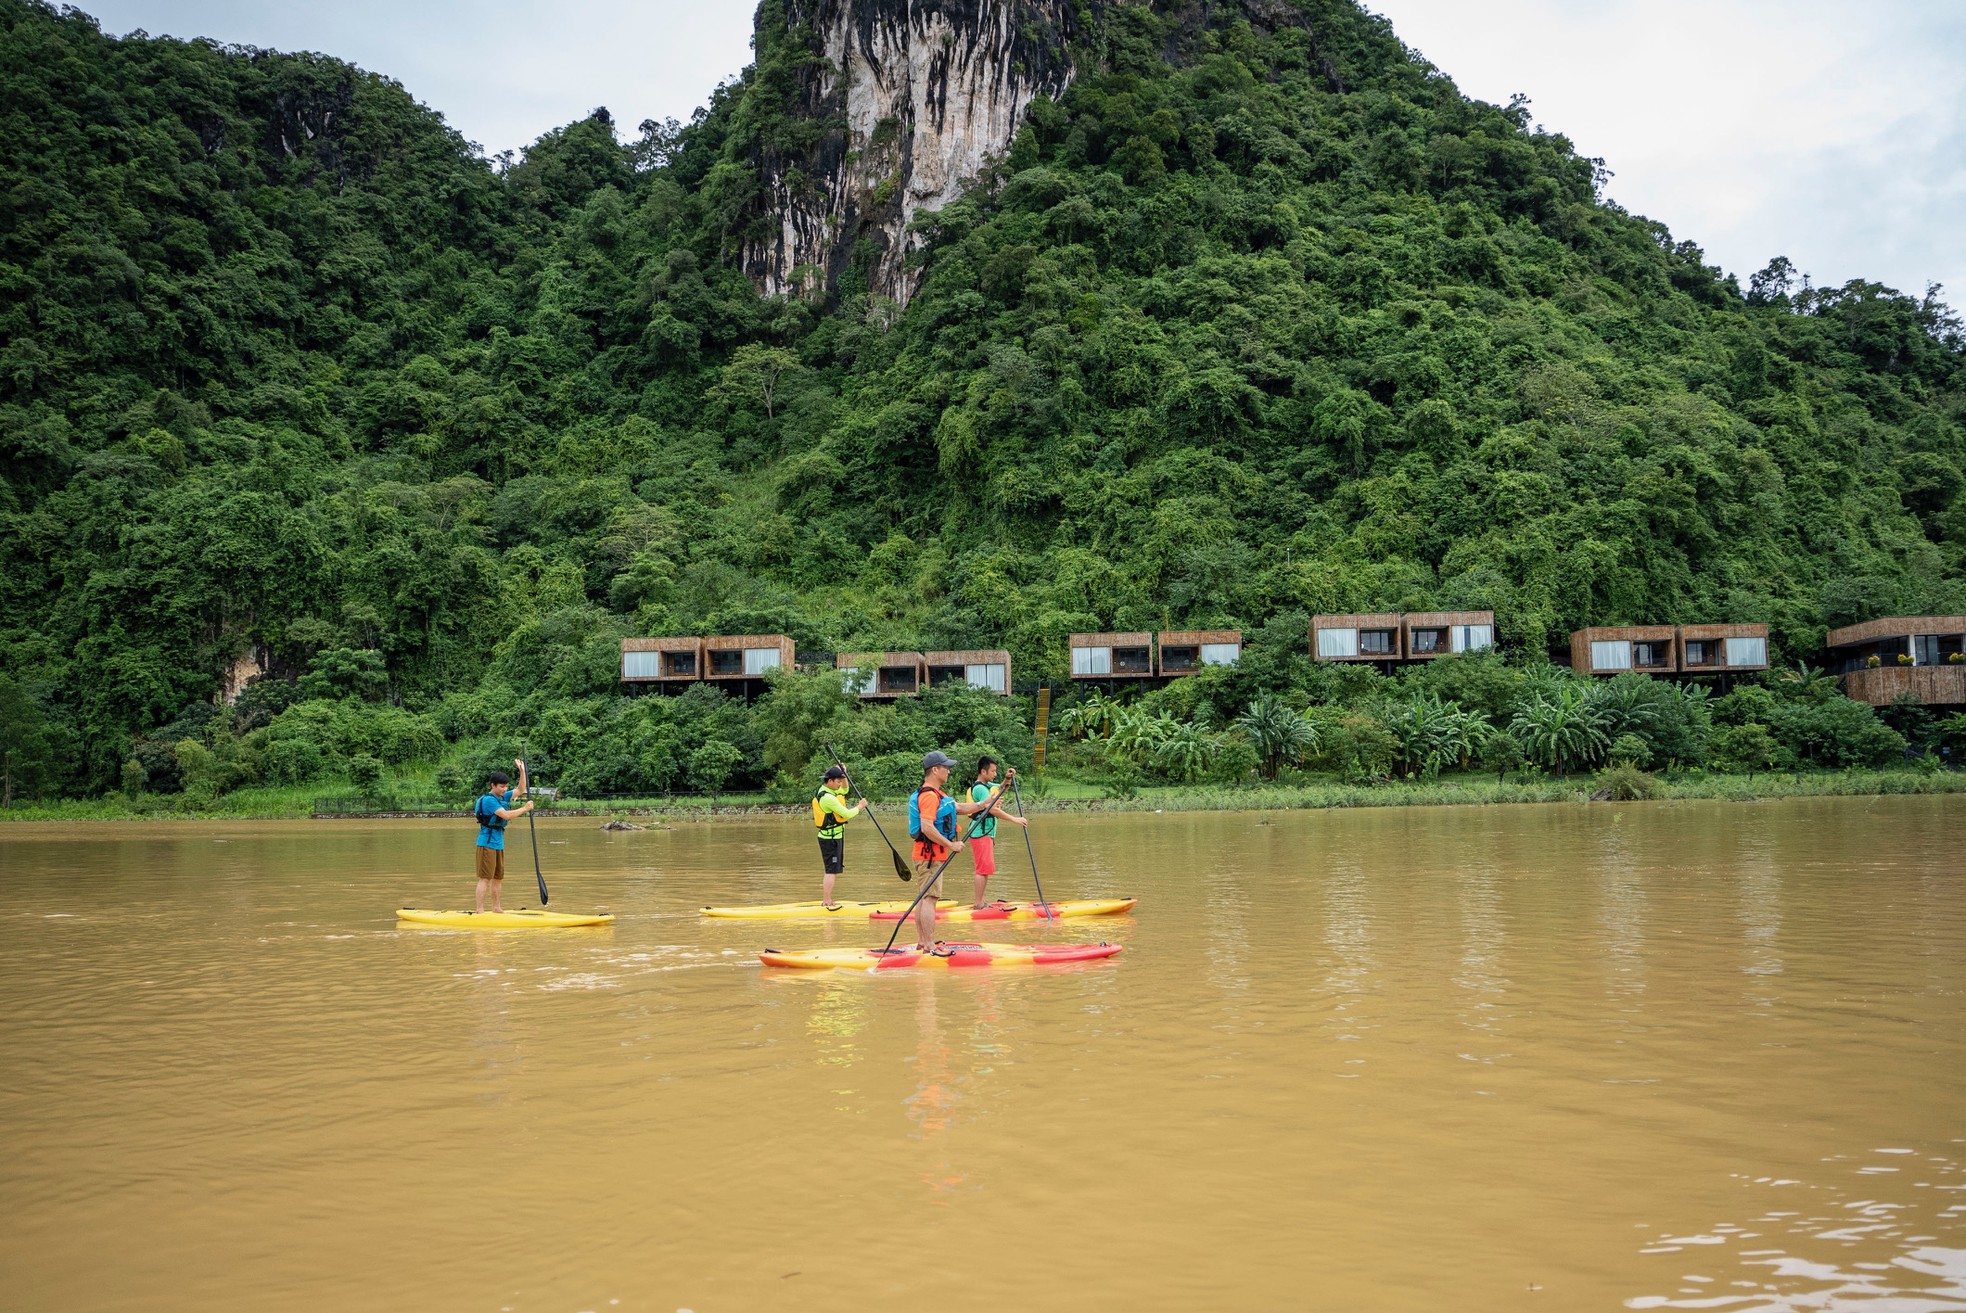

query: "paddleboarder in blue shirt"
xmin=474 ymin=760 xmax=534 ymax=913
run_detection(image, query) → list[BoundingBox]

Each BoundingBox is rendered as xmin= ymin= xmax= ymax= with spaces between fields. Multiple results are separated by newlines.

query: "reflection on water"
xmin=1629 ymin=1144 xmax=1966 ymax=1310
xmin=1740 ymin=854 xmax=1783 ymax=985
xmin=1322 ymin=853 xmax=1375 ymax=1077
xmin=1598 ymin=819 xmax=1649 ymax=1005
xmin=0 ymin=797 xmax=1962 ymax=1312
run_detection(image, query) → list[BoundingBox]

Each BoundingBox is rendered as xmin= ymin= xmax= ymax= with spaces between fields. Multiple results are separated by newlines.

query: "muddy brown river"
xmin=2 ymin=796 xmax=1962 ymax=1311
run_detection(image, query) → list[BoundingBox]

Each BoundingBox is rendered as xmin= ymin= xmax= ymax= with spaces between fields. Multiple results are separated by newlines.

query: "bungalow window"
xmin=1199 ymin=643 xmax=1239 ymax=666
xmin=843 ymin=666 xmax=875 ymax=695
xmin=965 ymin=663 xmax=1006 ymax=692
xmin=709 ymin=650 xmax=743 ymax=675
xmin=1590 ymin=641 xmax=1632 ymax=671
xmin=1161 ymin=646 xmax=1198 ymax=671
xmin=743 ymin=648 xmax=781 ymax=676
xmin=1410 ymin=630 xmax=1442 ymax=654
xmin=1684 ymin=640 xmax=1709 ymax=666
xmin=1072 ymin=646 xmax=1111 ymax=676
xmin=622 ymin=651 xmax=659 ymax=678
xmin=1317 ymin=628 xmax=1358 ymax=658
xmin=1115 ymin=646 xmax=1152 ymax=674
xmin=1359 ymin=630 xmax=1394 ymax=655
xmin=1912 ymin=635 xmax=1941 ymax=666
xmin=662 ymin=651 xmax=696 ymax=676
xmin=1724 ymin=637 xmax=1767 ymax=667
xmin=877 ymin=666 xmax=916 ymax=693
xmin=1452 ymin=625 xmax=1493 ymax=653
xmin=1633 ymin=642 xmax=1668 ymax=667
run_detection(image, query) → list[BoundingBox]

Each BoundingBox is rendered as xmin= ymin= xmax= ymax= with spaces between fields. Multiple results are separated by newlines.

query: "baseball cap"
xmin=922 ymin=750 xmax=957 ymax=770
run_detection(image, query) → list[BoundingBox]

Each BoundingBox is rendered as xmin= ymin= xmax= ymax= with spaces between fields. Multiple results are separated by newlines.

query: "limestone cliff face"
xmin=743 ymin=0 xmax=1077 ymax=305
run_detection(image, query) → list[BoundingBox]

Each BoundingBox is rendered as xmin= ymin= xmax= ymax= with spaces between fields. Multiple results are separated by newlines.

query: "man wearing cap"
xmin=812 ymin=764 xmax=865 ymax=909
xmin=908 ymin=751 xmax=1012 ymax=952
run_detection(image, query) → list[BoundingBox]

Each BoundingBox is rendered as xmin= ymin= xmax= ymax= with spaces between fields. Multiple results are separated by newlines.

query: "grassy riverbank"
xmin=3 ymin=768 xmax=1963 ymax=823
xmin=1062 ymin=768 xmax=1966 ymax=813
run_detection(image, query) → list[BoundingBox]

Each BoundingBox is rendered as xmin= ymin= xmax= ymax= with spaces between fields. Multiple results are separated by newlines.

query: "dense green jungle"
xmin=1 ymin=0 xmax=1962 ymax=809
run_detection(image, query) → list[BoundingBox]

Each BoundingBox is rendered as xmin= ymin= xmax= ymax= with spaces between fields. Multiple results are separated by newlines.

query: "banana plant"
xmin=1509 ymin=686 xmax=1611 ymax=777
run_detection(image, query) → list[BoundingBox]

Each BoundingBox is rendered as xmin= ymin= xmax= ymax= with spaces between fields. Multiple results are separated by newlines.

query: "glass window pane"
xmin=1912 ymin=635 xmax=1940 ymax=666
xmin=744 ymin=647 xmax=781 ymax=675
xmin=966 ymin=663 xmax=1006 ymax=692
xmin=1317 ymin=628 xmax=1358 ymax=658
xmin=1591 ymin=641 xmax=1632 ymax=670
xmin=1199 ymin=643 xmax=1239 ymax=665
xmin=1724 ymin=637 xmax=1766 ymax=667
xmin=622 ymin=651 xmax=659 ymax=678
xmin=1454 ymin=626 xmax=1493 ymax=653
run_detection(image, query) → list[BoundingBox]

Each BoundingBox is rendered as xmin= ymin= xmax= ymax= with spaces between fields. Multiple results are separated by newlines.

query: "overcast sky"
xmin=79 ymin=0 xmax=1966 ymax=304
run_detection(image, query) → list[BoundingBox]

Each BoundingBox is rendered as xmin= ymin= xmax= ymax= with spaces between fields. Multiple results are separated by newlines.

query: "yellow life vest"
xmin=812 ymin=786 xmax=851 ymax=837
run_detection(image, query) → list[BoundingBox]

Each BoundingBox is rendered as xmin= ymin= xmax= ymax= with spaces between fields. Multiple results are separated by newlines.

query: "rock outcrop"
xmin=743 ymin=0 xmax=1078 ymax=306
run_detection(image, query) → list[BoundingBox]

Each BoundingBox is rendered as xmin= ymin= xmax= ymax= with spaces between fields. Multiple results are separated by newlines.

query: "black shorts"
xmin=818 ymin=836 xmax=845 ymax=874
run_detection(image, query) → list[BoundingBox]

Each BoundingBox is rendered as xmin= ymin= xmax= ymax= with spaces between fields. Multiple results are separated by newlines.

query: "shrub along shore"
xmin=3 ymin=764 xmax=1961 ymax=823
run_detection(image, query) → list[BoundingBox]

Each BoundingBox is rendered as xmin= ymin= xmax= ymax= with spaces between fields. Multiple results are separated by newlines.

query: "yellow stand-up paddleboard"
xmin=701 ymin=899 xmax=958 ymax=920
xmin=869 ymin=898 xmax=1136 ymax=922
xmin=396 ymin=908 xmax=614 ymax=929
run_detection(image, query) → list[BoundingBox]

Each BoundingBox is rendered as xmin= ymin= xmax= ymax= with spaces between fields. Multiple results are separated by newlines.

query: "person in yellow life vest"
xmin=813 ymin=764 xmax=865 ymax=909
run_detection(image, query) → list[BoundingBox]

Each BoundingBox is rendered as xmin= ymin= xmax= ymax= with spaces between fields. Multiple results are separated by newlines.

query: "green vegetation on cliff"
xmin=0 ymin=0 xmax=1960 ymax=803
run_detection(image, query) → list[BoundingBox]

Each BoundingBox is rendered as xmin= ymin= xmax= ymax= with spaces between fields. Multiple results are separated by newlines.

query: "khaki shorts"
xmin=912 ymin=856 xmax=944 ymax=895
xmin=475 ymin=846 xmax=506 ymax=881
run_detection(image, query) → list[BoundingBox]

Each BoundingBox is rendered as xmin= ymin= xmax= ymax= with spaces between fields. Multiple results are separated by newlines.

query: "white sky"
xmin=80 ymin=0 xmax=1966 ymax=304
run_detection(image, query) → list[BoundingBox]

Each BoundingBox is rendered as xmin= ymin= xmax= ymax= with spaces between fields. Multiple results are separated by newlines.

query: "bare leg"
xmin=490 ymin=879 xmax=503 ymax=913
xmin=972 ymin=872 xmax=988 ymax=908
xmin=475 ymin=878 xmax=488 ymax=913
xmin=916 ymin=872 xmax=939 ymax=951
xmin=823 ymin=870 xmax=836 ymax=907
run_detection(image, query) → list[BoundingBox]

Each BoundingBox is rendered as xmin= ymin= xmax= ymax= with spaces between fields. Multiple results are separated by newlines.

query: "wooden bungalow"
xmin=1676 ymin=623 xmax=1770 ymax=675
xmin=1826 ymin=616 xmax=1966 ymax=707
xmin=1068 ymin=632 xmax=1154 ymax=679
xmin=1570 ymin=626 xmax=1677 ymax=676
xmin=923 ymin=649 xmax=1011 ymax=695
xmin=1312 ymin=614 xmax=1402 ymax=662
xmin=1156 ymin=630 xmax=1241 ymax=676
xmin=1401 ymin=612 xmax=1495 ymax=661
xmin=702 ymin=634 xmax=795 ymax=682
xmin=837 ymin=652 xmax=926 ymax=698
xmin=620 ymin=636 xmax=702 ymax=683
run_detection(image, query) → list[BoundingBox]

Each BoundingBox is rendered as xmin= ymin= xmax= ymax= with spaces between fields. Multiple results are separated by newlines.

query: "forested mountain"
xmin=1 ymin=0 xmax=1961 ymax=798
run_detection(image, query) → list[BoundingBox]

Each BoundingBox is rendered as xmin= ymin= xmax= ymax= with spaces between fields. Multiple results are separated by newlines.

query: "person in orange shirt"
xmin=906 ymin=751 xmax=1012 ymax=952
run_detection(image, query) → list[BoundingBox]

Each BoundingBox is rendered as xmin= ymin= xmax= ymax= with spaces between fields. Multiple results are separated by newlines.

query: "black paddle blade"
xmin=893 ymin=849 xmax=912 ymax=881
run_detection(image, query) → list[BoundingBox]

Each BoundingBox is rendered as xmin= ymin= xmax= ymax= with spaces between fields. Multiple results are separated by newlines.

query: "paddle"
xmin=1009 ymin=773 xmax=1054 ymax=922
xmin=519 ymin=751 xmax=548 ymax=906
xmin=821 ymin=743 xmax=913 ymax=883
xmin=879 ymin=778 xmax=1007 ymax=955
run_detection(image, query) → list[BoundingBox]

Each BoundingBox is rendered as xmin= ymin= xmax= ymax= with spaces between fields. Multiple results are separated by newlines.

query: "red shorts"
xmin=969 ymin=836 xmax=996 ymax=877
